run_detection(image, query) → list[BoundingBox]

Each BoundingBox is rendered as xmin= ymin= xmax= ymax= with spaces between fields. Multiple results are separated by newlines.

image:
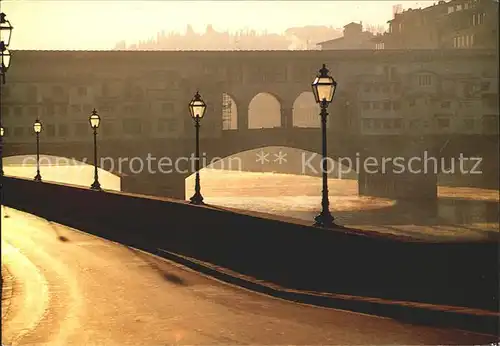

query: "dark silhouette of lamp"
xmin=311 ymin=64 xmax=337 ymax=228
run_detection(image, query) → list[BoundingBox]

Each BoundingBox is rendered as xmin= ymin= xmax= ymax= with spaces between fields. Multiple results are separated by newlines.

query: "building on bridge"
xmin=1 ymin=49 xmax=498 ymax=145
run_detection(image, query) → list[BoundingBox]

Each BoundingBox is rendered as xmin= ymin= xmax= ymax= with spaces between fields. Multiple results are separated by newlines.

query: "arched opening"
xmin=3 ymin=155 xmax=122 ymax=191
xmin=292 ymin=92 xmax=320 ymax=128
xmin=222 ymin=92 xmax=238 ymax=130
xmin=248 ymin=92 xmax=281 ymax=129
xmin=185 ymin=147 xmax=398 ymax=222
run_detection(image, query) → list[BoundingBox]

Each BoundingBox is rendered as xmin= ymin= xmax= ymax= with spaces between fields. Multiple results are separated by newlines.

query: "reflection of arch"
xmin=3 ymin=155 xmax=122 ymax=191
xmin=248 ymin=92 xmax=282 ymax=129
xmin=292 ymin=92 xmax=320 ymax=128
xmin=195 ymin=146 xmax=358 ymax=180
xmin=222 ymin=92 xmax=238 ymax=130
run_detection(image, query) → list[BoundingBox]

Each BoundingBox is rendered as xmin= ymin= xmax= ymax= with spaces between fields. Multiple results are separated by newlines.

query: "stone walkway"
xmin=1 ymin=264 xmax=15 ymax=323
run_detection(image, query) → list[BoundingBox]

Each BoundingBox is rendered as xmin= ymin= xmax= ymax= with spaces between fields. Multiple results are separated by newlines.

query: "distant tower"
xmin=222 ymin=93 xmax=232 ymax=130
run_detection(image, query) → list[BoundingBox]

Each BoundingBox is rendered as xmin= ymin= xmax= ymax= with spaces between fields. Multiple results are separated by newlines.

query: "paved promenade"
xmin=1 ymin=206 xmax=497 ymax=345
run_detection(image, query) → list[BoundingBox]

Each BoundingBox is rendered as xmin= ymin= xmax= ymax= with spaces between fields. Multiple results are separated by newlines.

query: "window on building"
xmin=83 ymin=104 xmax=92 ymax=113
xmin=463 ymin=119 xmax=474 ymax=129
xmin=13 ymin=126 xmax=24 ymax=137
xmin=362 ymin=102 xmax=370 ymax=110
xmin=58 ymin=105 xmax=67 ymax=116
xmin=410 ymin=120 xmax=420 ymax=129
xmin=44 ymin=104 xmax=55 ymax=116
xmin=393 ymin=101 xmax=401 ymax=110
xmin=441 ymin=101 xmax=451 ymax=108
xmin=456 ymin=4 xmax=462 ymax=11
xmin=59 ymin=124 xmax=69 ymax=137
xmin=123 ymin=118 xmax=142 ymax=135
xmin=394 ymin=119 xmax=402 ymax=129
xmin=362 ymin=119 xmax=372 ymax=129
xmin=26 ymin=85 xmax=37 ymax=102
xmin=437 ymin=118 xmax=450 ymax=129
xmin=448 ymin=6 xmax=454 ymax=13
xmin=372 ymin=101 xmax=380 ymax=110
xmin=453 ymin=37 xmax=458 ymax=48
xmin=123 ymin=105 xmax=133 ymax=114
xmin=479 ymin=12 xmax=485 ymax=24
xmin=14 ymin=127 xmax=24 ymax=136
xmin=375 ymin=43 xmax=385 ymax=50
xmin=470 ymin=34 xmax=474 ymax=47
xmin=102 ymin=83 xmax=110 ymax=97
xmin=162 ymin=103 xmax=174 ymax=113
xmin=103 ymin=123 xmax=114 ymax=137
xmin=71 ymin=105 xmax=81 ymax=114
xmin=383 ymin=119 xmax=392 ymax=129
xmin=373 ymin=119 xmax=382 ymax=129
xmin=482 ymin=94 xmax=499 ymax=109
xmin=14 ymin=107 xmax=22 ymax=116
xmin=158 ymin=118 xmax=179 ymax=132
xmin=76 ymin=123 xmax=88 ymax=136
xmin=46 ymin=124 xmax=56 ymax=137
xmin=77 ymin=86 xmax=87 ymax=96
xmin=481 ymin=115 xmax=498 ymax=133
xmin=28 ymin=106 xmax=38 ymax=117
xmin=383 ymin=101 xmax=391 ymax=110
xmin=52 ymin=86 xmax=64 ymax=97
xmin=418 ymin=74 xmax=432 ymax=86
xmin=481 ymin=81 xmax=490 ymax=91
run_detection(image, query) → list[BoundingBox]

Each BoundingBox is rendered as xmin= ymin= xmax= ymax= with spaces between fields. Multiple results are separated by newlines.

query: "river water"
xmin=4 ymin=155 xmax=498 ymax=242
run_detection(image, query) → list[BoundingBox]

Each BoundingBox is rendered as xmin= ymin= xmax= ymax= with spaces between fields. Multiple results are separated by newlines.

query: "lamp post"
xmin=188 ymin=91 xmax=207 ymax=205
xmin=33 ymin=119 xmax=42 ymax=181
xmin=0 ymin=11 xmax=13 ymax=183
xmin=1 ymin=12 xmax=13 ymax=85
xmin=311 ymin=64 xmax=337 ymax=227
xmin=89 ymin=109 xmax=102 ymax=191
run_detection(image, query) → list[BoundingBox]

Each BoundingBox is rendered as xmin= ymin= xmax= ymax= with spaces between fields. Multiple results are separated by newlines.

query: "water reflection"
xmin=187 ymin=169 xmax=499 ymax=242
xmin=4 ymin=155 xmax=120 ymax=191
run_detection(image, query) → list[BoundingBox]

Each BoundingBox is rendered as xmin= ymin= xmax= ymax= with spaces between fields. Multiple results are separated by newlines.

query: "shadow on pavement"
xmin=123 ymin=245 xmax=188 ymax=286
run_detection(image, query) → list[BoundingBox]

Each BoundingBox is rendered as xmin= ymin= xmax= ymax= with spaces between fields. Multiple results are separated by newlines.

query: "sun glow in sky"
xmin=2 ymin=0 xmax=437 ymax=50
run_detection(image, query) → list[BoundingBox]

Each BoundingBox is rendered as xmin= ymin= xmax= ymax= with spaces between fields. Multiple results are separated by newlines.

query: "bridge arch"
xmin=292 ymin=91 xmax=320 ymax=128
xmin=3 ymin=154 xmax=122 ymax=191
xmin=221 ymin=92 xmax=238 ymax=130
xmin=248 ymin=92 xmax=282 ymax=129
xmin=200 ymin=146 xmax=358 ymax=180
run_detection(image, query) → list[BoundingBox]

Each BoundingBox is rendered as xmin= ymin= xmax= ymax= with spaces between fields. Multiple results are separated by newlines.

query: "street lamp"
xmin=33 ymin=119 xmax=42 ymax=181
xmin=0 ymin=13 xmax=14 ymax=47
xmin=311 ymin=63 xmax=337 ymax=227
xmin=89 ymin=109 xmax=102 ymax=191
xmin=0 ymin=12 xmax=13 ymax=85
xmin=188 ymin=91 xmax=207 ymax=205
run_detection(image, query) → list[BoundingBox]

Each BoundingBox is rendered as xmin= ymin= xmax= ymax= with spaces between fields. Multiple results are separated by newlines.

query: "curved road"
xmin=1 ymin=207 xmax=496 ymax=345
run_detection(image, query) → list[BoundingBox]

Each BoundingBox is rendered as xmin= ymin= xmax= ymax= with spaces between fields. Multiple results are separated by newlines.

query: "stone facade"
xmin=1 ymin=49 xmax=498 ymax=145
xmin=372 ymin=0 xmax=499 ymax=50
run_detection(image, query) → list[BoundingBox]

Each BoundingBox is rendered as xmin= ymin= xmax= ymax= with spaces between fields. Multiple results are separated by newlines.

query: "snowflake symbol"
xmin=273 ymin=151 xmax=288 ymax=164
xmin=256 ymin=150 xmax=270 ymax=164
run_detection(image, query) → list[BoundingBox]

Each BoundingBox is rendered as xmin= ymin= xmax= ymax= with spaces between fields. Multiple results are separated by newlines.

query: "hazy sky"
xmin=2 ymin=0 xmax=436 ymax=50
